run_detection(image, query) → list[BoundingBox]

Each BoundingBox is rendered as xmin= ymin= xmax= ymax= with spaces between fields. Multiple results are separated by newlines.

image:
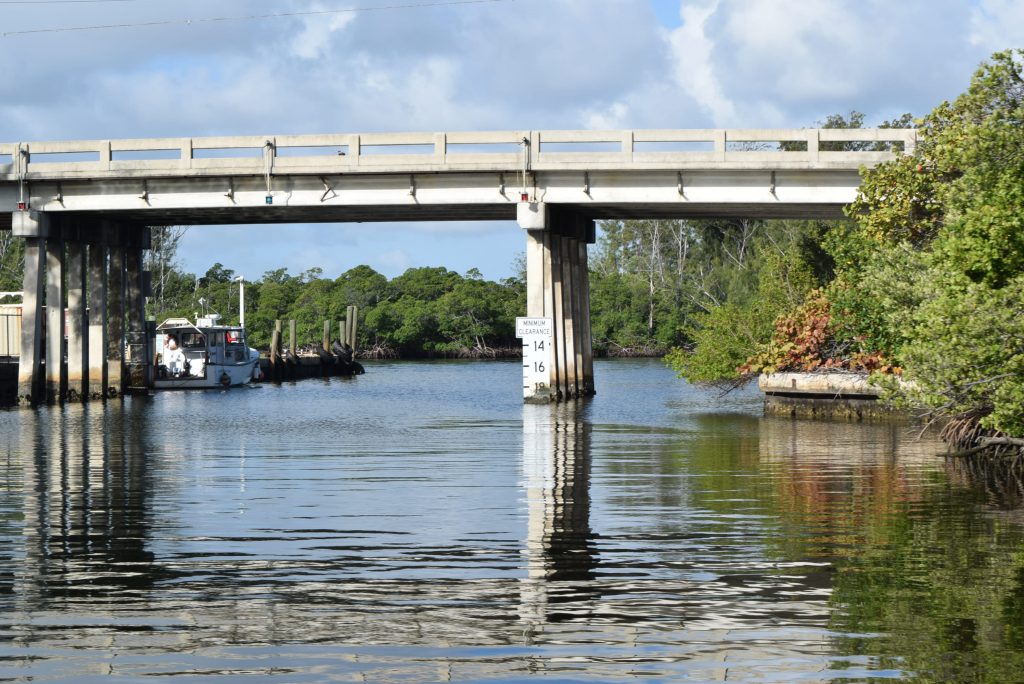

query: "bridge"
xmin=0 ymin=127 xmax=916 ymax=405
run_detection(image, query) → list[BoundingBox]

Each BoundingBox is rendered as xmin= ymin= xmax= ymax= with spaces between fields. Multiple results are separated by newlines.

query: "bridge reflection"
xmin=520 ymin=403 xmax=597 ymax=625
xmin=12 ymin=402 xmax=160 ymax=613
xmin=1 ymin=388 xmax=983 ymax=681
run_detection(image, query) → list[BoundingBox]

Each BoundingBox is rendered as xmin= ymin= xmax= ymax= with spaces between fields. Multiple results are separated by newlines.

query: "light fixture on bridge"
xmin=17 ymin=201 xmax=27 ymax=211
xmin=265 ymin=195 xmax=273 ymax=205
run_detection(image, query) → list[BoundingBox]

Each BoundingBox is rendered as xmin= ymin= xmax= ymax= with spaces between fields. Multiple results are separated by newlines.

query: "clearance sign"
xmin=516 ymin=317 xmax=552 ymax=400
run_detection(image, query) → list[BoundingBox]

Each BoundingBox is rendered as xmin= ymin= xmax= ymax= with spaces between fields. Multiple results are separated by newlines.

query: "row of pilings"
xmin=264 ymin=310 xmax=363 ymax=382
xmin=12 ymin=212 xmax=150 ymax=406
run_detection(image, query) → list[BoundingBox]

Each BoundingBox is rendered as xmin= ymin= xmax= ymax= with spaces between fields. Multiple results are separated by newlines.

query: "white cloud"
xmin=584 ymin=101 xmax=631 ymax=130
xmin=970 ymin=0 xmax=1024 ymax=52
xmin=666 ymin=0 xmax=985 ymax=127
xmin=290 ymin=7 xmax=356 ymax=60
xmin=374 ymin=249 xmax=413 ymax=274
xmin=668 ymin=0 xmax=738 ymax=126
xmin=1 ymin=0 xmax=1016 ymax=279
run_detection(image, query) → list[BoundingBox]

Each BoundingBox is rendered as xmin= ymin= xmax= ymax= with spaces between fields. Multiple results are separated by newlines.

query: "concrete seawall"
xmin=760 ymin=371 xmax=905 ymax=421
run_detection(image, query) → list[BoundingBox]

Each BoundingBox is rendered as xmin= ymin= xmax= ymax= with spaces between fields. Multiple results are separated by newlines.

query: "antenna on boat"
xmin=235 ymin=275 xmax=245 ymax=328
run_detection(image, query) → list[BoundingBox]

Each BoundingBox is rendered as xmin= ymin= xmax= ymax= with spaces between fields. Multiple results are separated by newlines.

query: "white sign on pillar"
xmin=516 ymin=317 xmax=553 ymax=400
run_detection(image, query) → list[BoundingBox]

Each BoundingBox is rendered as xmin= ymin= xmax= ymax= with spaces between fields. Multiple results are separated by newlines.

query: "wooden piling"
xmin=271 ymin=319 xmax=282 ymax=382
xmin=322 ymin=320 xmax=331 ymax=353
xmin=288 ymin=320 xmax=297 ymax=379
xmin=349 ymin=306 xmax=358 ymax=356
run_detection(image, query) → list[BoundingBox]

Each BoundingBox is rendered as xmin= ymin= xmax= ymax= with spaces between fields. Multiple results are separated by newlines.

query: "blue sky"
xmin=2 ymin=0 xmax=1022 ymax=282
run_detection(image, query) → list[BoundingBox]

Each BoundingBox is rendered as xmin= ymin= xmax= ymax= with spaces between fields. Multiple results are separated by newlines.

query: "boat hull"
xmin=153 ymin=359 xmax=260 ymax=390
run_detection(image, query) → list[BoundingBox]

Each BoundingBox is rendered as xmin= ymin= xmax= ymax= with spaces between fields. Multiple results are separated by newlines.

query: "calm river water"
xmin=2 ymin=358 xmax=1024 ymax=682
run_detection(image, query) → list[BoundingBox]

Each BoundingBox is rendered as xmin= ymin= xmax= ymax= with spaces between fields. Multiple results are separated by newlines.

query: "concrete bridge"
xmin=0 ymin=127 xmax=916 ymax=404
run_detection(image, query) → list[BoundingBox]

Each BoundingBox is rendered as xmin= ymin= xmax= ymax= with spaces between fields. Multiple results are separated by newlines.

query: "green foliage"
xmin=667 ymin=247 xmax=817 ymax=384
xmin=824 ymin=241 xmax=930 ymax=359
xmin=898 ymin=273 xmax=1024 ymax=435
xmin=724 ymin=52 xmax=1024 ymax=436
xmin=591 ymin=216 xmax=833 ymax=357
xmin=664 ymin=302 xmax=751 ymax=383
xmin=388 ymin=266 xmax=461 ymax=301
xmin=937 ymin=135 xmax=1024 ymax=288
xmin=0 ymin=231 xmax=24 ymax=293
xmin=817 ymin=50 xmax=1024 ymax=436
xmin=661 ymin=111 xmax=903 ymax=382
xmin=435 ymin=277 xmax=520 ymax=353
xmin=588 ymin=269 xmax=660 ymax=351
xmin=739 ymin=289 xmax=897 ymax=376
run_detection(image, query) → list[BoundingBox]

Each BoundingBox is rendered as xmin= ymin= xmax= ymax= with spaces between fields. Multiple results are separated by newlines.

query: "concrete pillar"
xmin=524 ymin=228 xmax=555 ymax=403
xmin=548 ymin=233 xmax=566 ymax=400
xmin=66 ymin=240 xmax=88 ymax=401
xmin=107 ymin=238 xmax=125 ymax=397
xmin=125 ymin=243 xmax=147 ymax=392
xmin=518 ymin=203 xmax=596 ymax=403
xmin=45 ymin=235 xmax=65 ymax=403
xmin=16 ymin=232 xmax=45 ymax=406
xmin=88 ymin=243 xmax=108 ymax=399
xmin=525 ymin=230 xmax=546 ymax=318
xmin=577 ymin=239 xmax=595 ymax=396
xmin=560 ymin=235 xmax=578 ymax=399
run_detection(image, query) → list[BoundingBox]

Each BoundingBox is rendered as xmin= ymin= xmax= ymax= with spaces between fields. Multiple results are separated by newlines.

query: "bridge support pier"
xmin=12 ymin=212 xmax=150 ymax=405
xmin=88 ymin=238 xmax=108 ymax=399
xmin=66 ymin=238 xmax=88 ymax=402
xmin=44 ymin=230 xmax=65 ymax=403
xmin=107 ymin=233 xmax=125 ymax=397
xmin=15 ymin=214 xmax=46 ymax=406
xmin=519 ymin=203 xmax=596 ymax=403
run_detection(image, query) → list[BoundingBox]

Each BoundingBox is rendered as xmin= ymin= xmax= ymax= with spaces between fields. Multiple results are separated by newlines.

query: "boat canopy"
xmin=157 ymin=318 xmax=203 ymax=333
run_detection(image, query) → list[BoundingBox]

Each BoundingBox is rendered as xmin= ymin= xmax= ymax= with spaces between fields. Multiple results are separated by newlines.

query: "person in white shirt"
xmin=164 ymin=335 xmax=186 ymax=376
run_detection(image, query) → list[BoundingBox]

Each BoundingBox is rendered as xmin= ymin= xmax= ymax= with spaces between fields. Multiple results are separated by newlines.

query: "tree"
xmin=0 ymin=231 xmax=24 ymax=293
xmin=145 ymin=225 xmax=189 ymax=317
xmin=838 ymin=50 xmax=1024 ymax=437
xmin=436 ymin=276 xmax=518 ymax=354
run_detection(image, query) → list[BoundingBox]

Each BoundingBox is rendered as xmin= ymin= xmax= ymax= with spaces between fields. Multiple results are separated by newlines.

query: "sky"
xmin=2 ymin=0 xmax=1022 ymax=282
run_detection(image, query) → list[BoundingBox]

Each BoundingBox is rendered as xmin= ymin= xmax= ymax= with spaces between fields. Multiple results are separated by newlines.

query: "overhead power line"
xmin=0 ymin=1 xmax=139 ymax=4
xmin=1 ymin=0 xmax=515 ymax=36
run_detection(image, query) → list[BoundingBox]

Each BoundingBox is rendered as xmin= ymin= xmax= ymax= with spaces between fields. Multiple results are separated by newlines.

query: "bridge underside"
xmin=21 ymin=202 xmax=848 ymax=227
xmin=1 ymin=164 xmax=860 ymax=229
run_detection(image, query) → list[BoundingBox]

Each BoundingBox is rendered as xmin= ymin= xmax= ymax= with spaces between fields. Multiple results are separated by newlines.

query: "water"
xmin=2 ymin=358 xmax=1023 ymax=682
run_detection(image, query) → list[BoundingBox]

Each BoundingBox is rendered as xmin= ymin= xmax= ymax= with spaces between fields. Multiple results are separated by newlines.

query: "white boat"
xmin=154 ymin=315 xmax=261 ymax=389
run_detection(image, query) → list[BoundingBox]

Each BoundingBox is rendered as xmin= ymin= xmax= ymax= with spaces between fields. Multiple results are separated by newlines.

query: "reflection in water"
xmin=2 ymin=359 xmax=1024 ymax=681
xmin=10 ymin=403 xmax=159 ymax=644
xmin=520 ymin=403 xmax=596 ymax=625
xmin=948 ymin=453 xmax=1024 ymax=514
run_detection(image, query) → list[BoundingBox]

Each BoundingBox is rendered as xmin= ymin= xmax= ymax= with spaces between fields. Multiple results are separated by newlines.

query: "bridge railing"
xmin=0 ymin=128 xmax=916 ymax=179
xmin=0 ymin=308 xmax=20 ymax=358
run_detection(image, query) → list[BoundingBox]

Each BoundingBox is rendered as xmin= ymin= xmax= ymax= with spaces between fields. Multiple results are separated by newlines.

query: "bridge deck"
xmin=0 ymin=128 xmax=915 ymax=224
